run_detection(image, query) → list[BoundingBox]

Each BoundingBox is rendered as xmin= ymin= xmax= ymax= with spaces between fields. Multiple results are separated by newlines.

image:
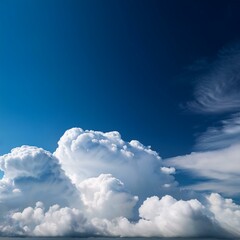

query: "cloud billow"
xmin=0 ymin=128 xmax=240 ymax=237
xmin=0 ymin=146 xmax=79 ymax=214
xmin=54 ymin=128 xmax=179 ymax=202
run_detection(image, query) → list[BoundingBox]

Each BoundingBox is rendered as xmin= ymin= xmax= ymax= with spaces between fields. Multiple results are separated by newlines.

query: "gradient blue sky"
xmin=1 ymin=0 xmax=240 ymax=159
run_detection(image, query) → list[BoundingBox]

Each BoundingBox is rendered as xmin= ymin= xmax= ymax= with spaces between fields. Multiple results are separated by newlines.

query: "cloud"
xmin=207 ymin=193 xmax=240 ymax=236
xmin=79 ymin=174 xmax=138 ymax=219
xmin=160 ymin=167 xmax=176 ymax=174
xmin=196 ymin=113 xmax=240 ymax=150
xmin=54 ymin=128 xmax=178 ymax=202
xmin=0 ymin=128 xmax=240 ymax=237
xmin=187 ymin=44 xmax=240 ymax=114
xmin=178 ymin=43 xmax=240 ymax=200
xmin=0 ymin=202 xmax=95 ymax=237
xmin=2 ymin=193 xmax=240 ymax=237
xmin=166 ymin=143 xmax=240 ymax=196
xmin=0 ymin=146 xmax=80 ymax=213
xmin=92 ymin=193 xmax=236 ymax=238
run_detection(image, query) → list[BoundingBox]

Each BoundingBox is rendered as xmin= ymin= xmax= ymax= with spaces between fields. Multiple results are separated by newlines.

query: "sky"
xmin=1 ymin=0 xmax=240 ymax=237
xmin=2 ymin=0 xmax=240 ymax=158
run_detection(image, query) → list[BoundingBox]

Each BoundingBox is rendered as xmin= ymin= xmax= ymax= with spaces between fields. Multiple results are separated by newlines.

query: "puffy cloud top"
xmin=2 ymin=202 xmax=93 ymax=237
xmin=54 ymin=128 xmax=177 ymax=202
xmin=0 ymin=145 xmax=79 ymax=212
xmin=0 ymin=146 xmax=60 ymax=179
xmin=79 ymin=174 xmax=138 ymax=219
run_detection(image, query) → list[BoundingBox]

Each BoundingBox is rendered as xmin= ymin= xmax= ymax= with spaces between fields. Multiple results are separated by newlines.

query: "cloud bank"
xmin=0 ymin=128 xmax=240 ymax=237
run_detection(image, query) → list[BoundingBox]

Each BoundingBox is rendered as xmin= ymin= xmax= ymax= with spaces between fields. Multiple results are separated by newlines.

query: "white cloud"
xmin=0 ymin=202 xmax=95 ymax=236
xmin=0 ymin=146 xmax=80 ymax=212
xmin=3 ymin=193 xmax=240 ymax=237
xmin=54 ymin=128 xmax=178 ymax=202
xmin=207 ymin=193 xmax=240 ymax=236
xmin=187 ymin=45 xmax=240 ymax=114
xmin=179 ymin=44 xmax=240 ymax=199
xmin=79 ymin=174 xmax=138 ymax=219
xmin=92 ymin=194 xmax=230 ymax=237
xmin=196 ymin=113 xmax=240 ymax=150
xmin=160 ymin=167 xmax=176 ymax=174
xmin=166 ymin=143 xmax=240 ymax=196
xmin=0 ymin=128 xmax=240 ymax=237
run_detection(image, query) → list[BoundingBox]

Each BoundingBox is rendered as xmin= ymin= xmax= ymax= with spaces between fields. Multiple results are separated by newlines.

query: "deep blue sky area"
xmin=1 ymin=0 xmax=240 ymax=158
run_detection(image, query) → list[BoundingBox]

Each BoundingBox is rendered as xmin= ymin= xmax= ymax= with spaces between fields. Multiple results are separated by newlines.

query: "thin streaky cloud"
xmin=187 ymin=45 xmax=240 ymax=114
xmin=186 ymin=180 xmax=240 ymax=197
xmin=166 ymin=143 xmax=240 ymax=197
xmin=196 ymin=113 xmax=240 ymax=150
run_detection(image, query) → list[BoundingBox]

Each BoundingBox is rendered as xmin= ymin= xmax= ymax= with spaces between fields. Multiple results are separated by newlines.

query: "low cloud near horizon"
xmin=0 ymin=128 xmax=240 ymax=237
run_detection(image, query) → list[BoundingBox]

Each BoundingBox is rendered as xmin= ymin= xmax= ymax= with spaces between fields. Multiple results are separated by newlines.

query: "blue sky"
xmin=2 ymin=0 xmax=239 ymax=158
xmin=1 ymin=1 xmax=240 ymax=237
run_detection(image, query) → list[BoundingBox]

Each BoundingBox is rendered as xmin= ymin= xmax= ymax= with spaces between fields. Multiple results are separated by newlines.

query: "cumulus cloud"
xmin=2 ymin=193 xmax=240 ymax=238
xmin=0 ymin=202 xmax=95 ymax=236
xmin=166 ymin=143 xmax=240 ymax=196
xmin=0 ymin=146 xmax=80 ymax=213
xmin=93 ymin=193 xmax=240 ymax=238
xmin=207 ymin=193 xmax=240 ymax=236
xmin=54 ymin=128 xmax=178 ymax=202
xmin=0 ymin=128 xmax=240 ymax=237
xmin=79 ymin=174 xmax=138 ymax=219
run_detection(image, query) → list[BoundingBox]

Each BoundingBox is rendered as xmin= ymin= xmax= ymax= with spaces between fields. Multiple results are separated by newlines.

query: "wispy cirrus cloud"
xmin=187 ymin=44 xmax=240 ymax=114
xmin=196 ymin=113 xmax=240 ymax=150
xmin=167 ymin=44 xmax=240 ymax=199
